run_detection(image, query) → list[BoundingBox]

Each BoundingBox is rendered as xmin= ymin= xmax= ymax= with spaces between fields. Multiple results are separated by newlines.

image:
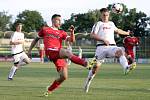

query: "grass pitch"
xmin=0 ymin=62 xmax=150 ymax=100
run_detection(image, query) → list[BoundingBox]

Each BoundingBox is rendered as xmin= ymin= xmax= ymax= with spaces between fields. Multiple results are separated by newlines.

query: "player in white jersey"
xmin=84 ymin=8 xmax=136 ymax=93
xmin=8 ymin=23 xmax=31 ymax=80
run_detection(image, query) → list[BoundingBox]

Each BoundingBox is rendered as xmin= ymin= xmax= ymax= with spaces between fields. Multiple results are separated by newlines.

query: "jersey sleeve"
xmin=112 ymin=22 xmax=118 ymax=31
xmin=91 ymin=22 xmax=100 ymax=34
xmin=62 ymin=31 xmax=68 ymax=40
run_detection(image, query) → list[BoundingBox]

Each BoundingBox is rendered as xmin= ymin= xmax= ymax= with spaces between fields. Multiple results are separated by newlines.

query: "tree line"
xmin=0 ymin=4 xmax=150 ymax=39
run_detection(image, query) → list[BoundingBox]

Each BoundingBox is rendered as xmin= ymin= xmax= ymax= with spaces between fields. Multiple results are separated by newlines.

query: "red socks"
xmin=48 ymin=80 xmax=61 ymax=92
xmin=70 ymin=55 xmax=86 ymax=66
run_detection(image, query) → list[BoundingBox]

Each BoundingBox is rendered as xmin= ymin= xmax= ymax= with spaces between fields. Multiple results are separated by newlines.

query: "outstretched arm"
xmin=10 ymin=39 xmax=24 ymax=45
xmin=68 ymin=25 xmax=75 ymax=43
xmin=28 ymin=37 xmax=40 ymax=57
xmin=115 ymin=29 xmax=130 ymax=35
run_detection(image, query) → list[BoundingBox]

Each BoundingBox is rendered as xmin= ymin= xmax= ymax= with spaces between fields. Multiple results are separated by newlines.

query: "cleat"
xmin=130 ymin=62 xmax=136 ymax=70
xmin=43 ymin=86 xmax=52 ymax=97
xmin=124 ymin=62 xmax=136 ymax=75
xmin=43 ymin=91 xmax=52 ymax=97
xmin=8 ymin=78 xmax=13 ymax=81
xmin=86 ymin=58 xmax=97 ymax=70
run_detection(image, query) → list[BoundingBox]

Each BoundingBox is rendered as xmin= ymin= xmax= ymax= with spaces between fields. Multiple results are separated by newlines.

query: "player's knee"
xmin=65 ymin=50 xmax=72 ymax=57
xmin=24 ymin=58 xmax=31 ymax=64
xmin=115 ymin=49 xmax=123 ymax=57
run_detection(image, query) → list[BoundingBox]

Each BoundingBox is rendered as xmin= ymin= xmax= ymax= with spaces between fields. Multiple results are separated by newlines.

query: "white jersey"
xmin=11 ymin=31 xmax=24 ymax=54
xmin=91 ymin=21 xmax=118 ymax=44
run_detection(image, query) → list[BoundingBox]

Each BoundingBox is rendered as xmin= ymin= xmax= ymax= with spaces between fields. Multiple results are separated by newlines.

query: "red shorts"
xmin=45 ymin=50 xmax=67 ymax=72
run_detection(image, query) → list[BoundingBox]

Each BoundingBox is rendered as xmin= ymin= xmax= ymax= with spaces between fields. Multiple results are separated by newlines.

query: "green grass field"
xmin=0 ymin=62 xmax=150 ymax=100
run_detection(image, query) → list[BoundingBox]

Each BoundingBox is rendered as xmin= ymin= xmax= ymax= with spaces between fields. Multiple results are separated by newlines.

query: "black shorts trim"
xmin=12 ymin=51 xmax=24 ymax=56
xmin=96 ymin=44 xmax=116 ymax=47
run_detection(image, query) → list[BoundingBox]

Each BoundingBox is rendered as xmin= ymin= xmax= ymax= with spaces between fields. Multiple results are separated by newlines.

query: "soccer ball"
xmin=112 ymin=3 xmax=123 ymax=14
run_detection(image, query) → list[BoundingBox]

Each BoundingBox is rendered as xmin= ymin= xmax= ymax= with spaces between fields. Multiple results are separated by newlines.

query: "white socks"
xmin=119 ymin=55 xmax=129 ymax=69
xmin=8 ymin=66 xmax=17 ymax=79
xmin=85 ymin=70 xmax=95 ymax=86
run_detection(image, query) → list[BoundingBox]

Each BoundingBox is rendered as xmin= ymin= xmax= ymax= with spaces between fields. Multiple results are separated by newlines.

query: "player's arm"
xmin=10 ymin=39 xmax=24 ymax=45
xmin=90 ymin=32 xmax=109 ymax=45
xmin=28 ymin=37 xmax=40 ymax=57
xmin=115 ymin=29 xmax=130 ymax=35
xmin=67 ymin=25 xmax=75 ymax=43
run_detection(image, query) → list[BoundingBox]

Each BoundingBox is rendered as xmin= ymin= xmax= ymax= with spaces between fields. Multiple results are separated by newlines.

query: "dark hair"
xmin=51 ymin=14 xmax=61 ymax=20
xmin=100 ymin=8 xmax=109 ymax=13
xmin=15 ymin=23 xmax=22 ymax=27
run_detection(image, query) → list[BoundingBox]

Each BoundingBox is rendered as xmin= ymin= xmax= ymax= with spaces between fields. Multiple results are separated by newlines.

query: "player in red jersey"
xmin=123 ymin=32 xmax=139 ymax=64
xmin=28 ymin=14 xmax=91 ymax=96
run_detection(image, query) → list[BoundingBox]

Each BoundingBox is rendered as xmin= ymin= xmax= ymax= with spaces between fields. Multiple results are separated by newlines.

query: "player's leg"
xmin=44 ymin=59 xmax=68 ymax=96
xmin=114 ymin=47 xmax=136 ymax=74
xmin=84 ymin=61 xmax=101 ymax=93
xmin=19 ymin=52 xmax=31 ymax=66
xmin=115 ymin=49 xmax=129 ymax=69
xmin=127 ymin=55 xmax=134 ymax=64
xmin=84 ymin=46 xmax=105 ymax=93
xmin=8 ymin=55 xmax=20 ymax=80
xmin=59 ymin=48 xmax=91 ymax=68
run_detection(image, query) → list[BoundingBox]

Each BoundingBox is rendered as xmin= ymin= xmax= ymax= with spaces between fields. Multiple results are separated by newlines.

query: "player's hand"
xmin=103 ymin=40 xmax=110 ymax=46
xmin=69 ymin=25 xmax=75 ymax=32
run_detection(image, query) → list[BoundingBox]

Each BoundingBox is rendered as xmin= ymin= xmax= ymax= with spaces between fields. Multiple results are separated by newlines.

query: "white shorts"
xmin=13 ymin=52 xmax=29 ymax=64
xmin=95 ymin=46 xmax=123 ymax=60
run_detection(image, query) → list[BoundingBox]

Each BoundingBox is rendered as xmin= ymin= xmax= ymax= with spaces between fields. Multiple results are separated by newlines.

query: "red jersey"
xmin=123 ymin=36 xmax=139 ymax=51
xmin=38 ymin=27 xmax=68 ymax=50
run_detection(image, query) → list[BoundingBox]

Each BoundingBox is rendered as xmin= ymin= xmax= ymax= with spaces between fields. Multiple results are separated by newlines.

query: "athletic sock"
xmin=8 ymin=66 xmax=17 ymax=79
xmin=119 ymin=55 xmax=129 ymax=69
xmin=48 ymin=80 xmax=61 ymax=92
xmin=85 ymin=70 xmax=95 ymax=86
xmin=87 ymin=70 xmax=95 ymax=81
xmin=70 ymin=55 xmax=86 ymax=66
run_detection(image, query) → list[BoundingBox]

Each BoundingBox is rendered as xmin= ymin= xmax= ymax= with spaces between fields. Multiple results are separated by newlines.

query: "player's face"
xmin=101 ymin=11 xmax=109 ymax=22
xmin=52 ymin=17 xmax=61 ymax=28
xmin=16 ymin=25 xmax=22 ymax=32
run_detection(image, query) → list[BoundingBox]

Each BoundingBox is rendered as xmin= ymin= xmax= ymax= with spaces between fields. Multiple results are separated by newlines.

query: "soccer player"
xmin=8 ymin=23 xmax=31 ymax=80
xmin=27 ymin=14 xmax=91 ymax=96
xmin=84 ymin=8 xmax=136 ymax=93
xmin=123 ymin=32 xmax=139 ymax=64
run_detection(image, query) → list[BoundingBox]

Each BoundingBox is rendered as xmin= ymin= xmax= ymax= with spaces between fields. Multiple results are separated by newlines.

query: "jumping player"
xmin=84 ymin=8 xmax=136 ymax=93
